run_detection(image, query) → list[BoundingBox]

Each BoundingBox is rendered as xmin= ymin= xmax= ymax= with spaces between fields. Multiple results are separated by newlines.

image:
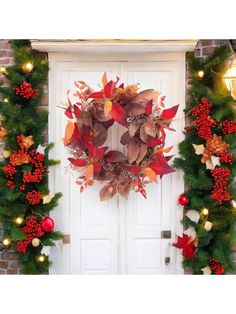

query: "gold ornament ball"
xmin=22 ymin=62 xmax=34 ymax=73
xmin=197 ymin=70 xmax=205 ymax=79
xmin=37 ymin=255 xmax=45 ymax=262
xmin=0 ymin=66 xmax=7 ymax=75
xmin=231 ymin=200 xmax=236 ymax=209
xmin=32 ymin=238 xmax=40 ymax=247
xmin=3 ymin=150 xmax=11 ymax=158
xmin=201 ymin=208 xmax=209 ymax=216
xmin=15 ymin=216 xmax=24 ymax=225
xmin=3 ymin=237 xmax=11 ymax=246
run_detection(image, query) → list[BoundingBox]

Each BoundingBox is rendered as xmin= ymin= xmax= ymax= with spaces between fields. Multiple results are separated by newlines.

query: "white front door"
xmin=48 ymin=55 xmax=185 ymax=274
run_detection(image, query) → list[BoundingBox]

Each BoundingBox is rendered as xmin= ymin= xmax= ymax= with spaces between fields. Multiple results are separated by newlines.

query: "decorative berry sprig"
xmin=14 ymin=82 xmax=38 ymax=99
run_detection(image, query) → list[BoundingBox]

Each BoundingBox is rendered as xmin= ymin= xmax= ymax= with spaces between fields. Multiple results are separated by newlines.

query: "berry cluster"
xmin=26 ymin=190 xmax=42 ymax=205
xmin=14 ymin=82 xmax=38 ymax=100
xmin=192 ymin=99 xmax=216 ymax=140
xmin=221 ymin=120 xmax=236 ymax=134
xmin=219 ymin=151 xmax=232 ymax=166
xmin=3 ymin=135 xmax=46 ymax=204
xmin=17 ymin=216 xmax=44 ymax=253
xmin=208 ymin=257 xmax=225 ymax=275
xmin=211 ymin=167 xmax=232 ymax=204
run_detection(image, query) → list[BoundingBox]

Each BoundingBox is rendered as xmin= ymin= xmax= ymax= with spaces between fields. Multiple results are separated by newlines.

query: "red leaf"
xmin=120 ymin=131 xmax=131 ymax=145
xmin=104 ymin=80 xmax=117 ymax=98
xmin=65 ymin=104 xmax=73 ymax=119
xmin=104 ymin=150 xmax=127 ymax=162
xmin=73 ymin=104 xmax=81 ymax=118
xmin=111 ymin=102 xmax=127 ymax=127
xmin=93 ymin=146 xmax=108 ymax=160
xmin=145 ymin=100 xmax=153 ymax=115
xmin=172 ymin=234 xmax=196 ymax=259
xmin=147 ymin=136 xmax=163 ymax=148
xmin=88 ymin=91 xmax=103 ymax=99
xmin=68 ymin=158 xmax=87 ymax=167
xmin=160 ymin=105 xmax=179 ymax=120
xmin=93 ymin=162 xmax=101 ymax=174
xmin=148 ymin=154 xmax=175 ymax=176
xmin=130 ymin=165 xmax=141 ymax=174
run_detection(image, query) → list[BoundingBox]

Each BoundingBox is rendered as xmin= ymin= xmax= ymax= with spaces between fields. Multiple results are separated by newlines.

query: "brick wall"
xmin=0 ymin=39 xmax=235 ymax=274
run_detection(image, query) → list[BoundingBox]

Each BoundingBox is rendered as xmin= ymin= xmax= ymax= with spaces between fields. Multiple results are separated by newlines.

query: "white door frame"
xmin=32 ymin=40 xmax=196 ymax=274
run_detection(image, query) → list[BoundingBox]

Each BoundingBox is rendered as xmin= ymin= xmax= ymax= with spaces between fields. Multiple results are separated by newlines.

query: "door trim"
xmin=48 ymin=51 xmax=186 ymax=274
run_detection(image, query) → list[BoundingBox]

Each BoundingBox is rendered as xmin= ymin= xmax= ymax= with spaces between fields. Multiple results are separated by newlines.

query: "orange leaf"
xmin=143 ymin=167 xmax=157 ymax=182
xmin=104 ymin=100 xmax=112 ymax=117
xmin=86 ymin=164 xmax=94 ymax=183
xmin=157 ymin=146 xmax=173 ymax=154
xmin=102 ymin=72 xmax=108 ymax=88
xmin=64 ymin=121 xmax=74 ymax=146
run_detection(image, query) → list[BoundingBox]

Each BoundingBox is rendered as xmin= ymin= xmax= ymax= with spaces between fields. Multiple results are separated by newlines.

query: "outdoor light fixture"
xmin=224 ymin=55 xmax=236 ymax=99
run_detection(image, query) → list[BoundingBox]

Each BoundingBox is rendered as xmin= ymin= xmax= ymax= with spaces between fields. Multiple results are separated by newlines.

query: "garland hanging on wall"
xmin=63 ymin=74 xmax=178 ymax=200
xmin=0 ymin=40 xmax=62 ymax=274
xmin=173 ymin=45 xmax=236 ymax=275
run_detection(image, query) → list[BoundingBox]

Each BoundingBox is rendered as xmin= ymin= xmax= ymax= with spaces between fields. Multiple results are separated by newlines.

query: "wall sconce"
xmin=224 ymin=55 xmax=236 ymax=99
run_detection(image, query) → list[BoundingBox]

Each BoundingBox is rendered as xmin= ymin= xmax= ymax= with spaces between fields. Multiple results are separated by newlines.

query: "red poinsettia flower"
xmin=172 ymin=234 xmax=196 ymax=259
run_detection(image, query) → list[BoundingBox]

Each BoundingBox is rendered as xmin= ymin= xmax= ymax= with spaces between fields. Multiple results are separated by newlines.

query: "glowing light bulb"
xmin=3 ymin=97 xmax=9 ymax=103
xmin=37 ymin=255 xmax=45 ymax=262
xmin=3 ymin=237 xmax=11 ymax=246
xmin=197 ymin=70 xmax=205 ymax=79
xmin=15 ymin=216 xmax=24 ymax=225
xmin=201 ymin=208 xmax=209 ymax=216
xmin=22 ymin=62 xmax=34 ymax=73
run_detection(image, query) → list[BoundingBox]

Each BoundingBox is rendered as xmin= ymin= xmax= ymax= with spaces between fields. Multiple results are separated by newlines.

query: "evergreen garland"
xmin=0 ymin=40 xmax=62 ymax=274
xmin=173 ymin=45 xmax=236 ymax=274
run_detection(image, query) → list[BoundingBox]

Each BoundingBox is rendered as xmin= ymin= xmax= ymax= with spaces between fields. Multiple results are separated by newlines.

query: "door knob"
xmin=161 ymin=230 xmax=171 ymax=239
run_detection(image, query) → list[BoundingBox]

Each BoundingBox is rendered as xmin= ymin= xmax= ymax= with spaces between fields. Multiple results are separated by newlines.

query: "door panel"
xmin=49 ymin=59 xmax=184 ymax=274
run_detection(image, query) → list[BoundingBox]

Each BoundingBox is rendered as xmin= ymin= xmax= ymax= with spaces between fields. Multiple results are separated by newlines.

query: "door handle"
xmin=165 ymin=257 xmax=170 ymax=265
xmin=161 ymin=230 xmax=171 ymax=239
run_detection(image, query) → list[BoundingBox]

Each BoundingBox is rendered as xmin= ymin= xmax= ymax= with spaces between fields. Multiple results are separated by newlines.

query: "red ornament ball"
xmin=178 ymin=194 xmax=189 ymax=206
xmin=41 ymin=217 xmax=54 ymax=233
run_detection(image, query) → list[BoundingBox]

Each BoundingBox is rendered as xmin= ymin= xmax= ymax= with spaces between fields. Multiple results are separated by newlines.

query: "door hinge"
xmin=161 ymin=230 xmax=172 ymax=239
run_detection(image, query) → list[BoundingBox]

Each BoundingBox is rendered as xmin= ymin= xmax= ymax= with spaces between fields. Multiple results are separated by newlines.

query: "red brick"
xmin=7 ymin=269 xmax=18 ymax=274
xmin=200 ymin=40 xmax=213 ymax=47
xmin=1 ymin=251 xmax=18 ymax=260
xmin=0 ymin=41 xmax=10 ymax=49
xmin=9 ymin=261 xmax=20 ymax=268
xmin=202 ymin=47 xmax=216 ymax=56
xmin=184 ymin=267 xmax=193 ymax=274
xmin=41 ymin=92 xmax=48 ymax=106
xmin=0 ymin=260 xmax=8 ymax=268
xmin=0 ymin=50 xmax=7 ymax=58
xmin=0 ymin=58 xmax=11 ymax=64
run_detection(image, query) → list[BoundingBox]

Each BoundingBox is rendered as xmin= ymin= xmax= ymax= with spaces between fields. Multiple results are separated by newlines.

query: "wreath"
xmin=63 ymin=73 xmax=179 ymax=200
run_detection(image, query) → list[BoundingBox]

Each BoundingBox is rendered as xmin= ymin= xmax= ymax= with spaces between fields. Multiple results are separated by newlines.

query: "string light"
xmin=14 ymin=216 xmax=24 ymax=225
xmin=201 ymin=208 xmax=209 ymax=216
xmin=3 ymin=237 xmax=12 ymax=246
xmin=197 ymin=70 xmax=205 ymax=79
xmin=37 ymin=255 xmax=45 ymax=262
xmin=22 ymin=62 xmax=34 ymax=73
xmin=3 ymin=97 xmax=9 ymax=103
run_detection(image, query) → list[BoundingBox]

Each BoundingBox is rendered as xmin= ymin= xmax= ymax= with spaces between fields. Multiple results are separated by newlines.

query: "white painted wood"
xmin=48 ymin=52 xmax=185 ymax=274
xmin=31 ymin=39 xmax=197 ymax=53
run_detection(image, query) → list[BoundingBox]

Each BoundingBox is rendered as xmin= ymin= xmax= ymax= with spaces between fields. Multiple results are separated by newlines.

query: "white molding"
xmin=31 ymin=39 xmax=197 ymax=53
